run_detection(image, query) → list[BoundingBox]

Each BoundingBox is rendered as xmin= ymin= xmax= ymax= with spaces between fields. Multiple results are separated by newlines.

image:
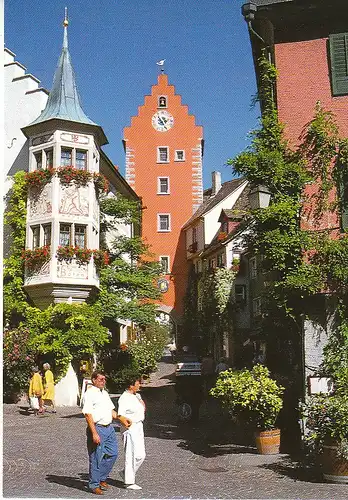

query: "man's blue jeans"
xmin=87 ymin=424 xmax=118 ymax=490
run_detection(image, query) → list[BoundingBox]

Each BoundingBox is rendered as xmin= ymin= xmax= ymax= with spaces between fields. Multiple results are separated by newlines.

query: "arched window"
xmin=158 ymin=95 xmax=167 ymax=108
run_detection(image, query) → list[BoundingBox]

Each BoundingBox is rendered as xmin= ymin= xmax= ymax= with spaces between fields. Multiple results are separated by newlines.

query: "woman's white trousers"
xmin=123 ymin=421 xmax=146 ymax=485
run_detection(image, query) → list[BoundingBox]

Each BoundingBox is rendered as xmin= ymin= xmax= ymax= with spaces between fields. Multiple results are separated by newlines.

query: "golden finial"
xmin=63 ymin=7 xmax=69 ymax=27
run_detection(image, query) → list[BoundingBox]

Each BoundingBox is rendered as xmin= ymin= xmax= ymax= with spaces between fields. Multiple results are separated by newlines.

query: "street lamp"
xmin=248 ymin=185 xmax=271 ymax=210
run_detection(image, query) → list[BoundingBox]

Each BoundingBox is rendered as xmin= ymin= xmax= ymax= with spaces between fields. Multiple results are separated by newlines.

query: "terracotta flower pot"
xmin=255 ymin=428 xmax=281 ymax=455
xmin=322 ymin=438 xmax=348 ymax=484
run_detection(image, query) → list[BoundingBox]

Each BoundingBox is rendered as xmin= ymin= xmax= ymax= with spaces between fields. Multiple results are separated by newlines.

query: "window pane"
xmin=59 ymin=224 xmax=71 ymax=246
xmin=192 ymin=227 xmax=197 ymax=243
xmin=160 ymin=178 xmax=168 ymax=193
xmin=32 ymin=226 xmax=40 ymax=249
xmin=75 ymin=225 xmax=86 ymax=247
xmin=76 ymin=150 xmax=87 ymax=170
xmin=61 ymin=148 xmax=72 ymax=167
xmin=160 ymin=257 xmax=169 ymax=273
xmin=176 ymin=150 xmax=184 ymax=161
xmin=158 ymin=96 xmax=167 ymax=108
xmin=159 ymin=215 xmax=169 ymax=230
xmin=34 ymin=152 xmax=42 ymax=170
xmin=45 ymin=149 xmax=53 ymax=169
xmin=43 ymin=224 xmax=51 ymax=246
xmin=159 ymin=148 xmax=168 ymax=162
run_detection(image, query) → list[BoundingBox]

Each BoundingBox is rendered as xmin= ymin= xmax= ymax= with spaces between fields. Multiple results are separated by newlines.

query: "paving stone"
xmin=3 ymin=357 xmax=348 ymax=498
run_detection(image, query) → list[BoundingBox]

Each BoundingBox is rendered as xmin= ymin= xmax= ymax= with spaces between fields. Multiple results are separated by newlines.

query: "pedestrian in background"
xmin=201 ymin=352 xmax=215 ymax=396
xmin=82 ymin=370 xmax=132 ymax=495
xmin=29 ymin=366 xmax=44 ymax=415
xmin=167 ymin=339 xmax=177 ymax=362
xmin=117 ymin=375 xmax=146 ymax=491
xmin=215 ymin=357 xmax=229 ymax=375
xmin=42 ymin=363 xmax=56 ymax=413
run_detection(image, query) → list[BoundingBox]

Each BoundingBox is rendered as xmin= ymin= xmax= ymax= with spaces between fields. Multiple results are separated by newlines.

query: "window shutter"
xmin=329 ymin=33 xmax=348 ymax=96
xmin=340 ymin=175 xmax=348 ymax=231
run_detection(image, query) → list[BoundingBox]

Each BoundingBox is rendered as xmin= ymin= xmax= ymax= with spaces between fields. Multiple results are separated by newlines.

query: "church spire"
xmin=30 ymin=8 xmax=96 ymax=127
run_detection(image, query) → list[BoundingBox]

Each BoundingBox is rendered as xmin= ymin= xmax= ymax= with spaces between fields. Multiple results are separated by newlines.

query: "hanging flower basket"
xmin=57 ymin=166 xmax=92 ymax=187
xmin=21 ymin=245 xmax=51 ymax=270
xmin=93 ymin=173 xmax=109 ymax=194
xmin=231 ymin=257 xmax=240 ymax=273
xmin=25 ymin=168 xmax=55 ymax=189
xmin=217 ymin=231 xmax=228 ymax=241
xmin=92 ymin=249 xmax=110 ymax=270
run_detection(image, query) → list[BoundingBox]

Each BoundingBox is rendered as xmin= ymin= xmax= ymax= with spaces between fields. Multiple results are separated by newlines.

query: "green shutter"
xmin=329 ymin=33 xmax=348 ymax=96
xmin=339 ymin=168 xmax=348 ymax=231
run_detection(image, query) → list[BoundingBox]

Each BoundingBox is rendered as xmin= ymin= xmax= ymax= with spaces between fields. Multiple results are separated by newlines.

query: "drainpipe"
xmin=241 ymin=2 xmax=274 ymax=103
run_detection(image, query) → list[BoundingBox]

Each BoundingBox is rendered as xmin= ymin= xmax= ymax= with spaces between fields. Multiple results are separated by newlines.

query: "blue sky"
xmin=5 ymin=0 xmax=260 ymax=189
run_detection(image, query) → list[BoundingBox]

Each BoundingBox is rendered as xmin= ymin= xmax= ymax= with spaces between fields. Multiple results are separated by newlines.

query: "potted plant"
xmin=301 ymin=393 xmax=348 ymax=483
xmin=210 ymin=364 xmax=284 ymax=454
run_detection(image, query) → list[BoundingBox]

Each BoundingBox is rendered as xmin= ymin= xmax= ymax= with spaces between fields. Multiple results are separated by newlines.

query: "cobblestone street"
xmin=3 ymin=357 xmax=348 ymax=499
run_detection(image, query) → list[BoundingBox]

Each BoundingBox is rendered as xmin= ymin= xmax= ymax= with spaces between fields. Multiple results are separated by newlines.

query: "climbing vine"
xmin=228 ymin=55 xmax=348 ymax=386
xmin=4 ymin=171 xmax=29 ymax=325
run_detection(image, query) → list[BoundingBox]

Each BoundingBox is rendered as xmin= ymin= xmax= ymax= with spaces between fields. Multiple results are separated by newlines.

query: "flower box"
xmin=22 ymin=245 xmax=51 ymax=270
xmin=57 ymin=166 xmax=92 ymax=187
xmin=25 ymin=168 xmax=55 ymax=189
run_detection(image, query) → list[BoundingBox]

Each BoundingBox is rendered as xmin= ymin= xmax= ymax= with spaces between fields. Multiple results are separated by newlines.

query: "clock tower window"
xmin=157 ymin=177 xmax=170 ymax=194
xmin=159 ymin=255 xmax=170 ymax=274
xmin=175 ymin=150 xmax=185 ymax=161
xmin=158 ymin=214 xmax=171 ymax=232
xmin=158 ymin=95 xmax=167 ymax=108
xmin=157 ymin=147 xmax=169 ymax=163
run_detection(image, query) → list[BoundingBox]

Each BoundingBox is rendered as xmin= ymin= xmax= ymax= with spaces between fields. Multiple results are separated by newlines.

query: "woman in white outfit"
xmin=117 ymin=376 xmax=146 ymax=490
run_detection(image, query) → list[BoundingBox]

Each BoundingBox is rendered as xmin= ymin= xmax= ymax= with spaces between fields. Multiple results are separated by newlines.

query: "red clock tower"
xmin=123 ymin=72 xmax=203 ymax=330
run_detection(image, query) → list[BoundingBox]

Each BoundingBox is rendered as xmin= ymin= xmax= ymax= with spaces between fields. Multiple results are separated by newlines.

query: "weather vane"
xmin=63 ymin=6 xmax=68 ymax=27
xmin=156 ymin=59 xmax=166 ymax=73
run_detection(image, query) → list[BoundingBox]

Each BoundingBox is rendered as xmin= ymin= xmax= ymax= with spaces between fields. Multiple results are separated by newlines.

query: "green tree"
xmin=96 ymin=194 xmax=163 ymax=327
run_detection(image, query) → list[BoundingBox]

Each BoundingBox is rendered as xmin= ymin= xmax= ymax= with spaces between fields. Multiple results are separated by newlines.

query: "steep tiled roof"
xmin=183 ymin=177 xmax=246 ymax=228
xmin=203 ymin=186 xmax=251 ymax=255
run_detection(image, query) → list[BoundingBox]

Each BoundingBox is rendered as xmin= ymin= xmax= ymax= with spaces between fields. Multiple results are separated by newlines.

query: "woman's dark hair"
xmin=123 ymin=372 xmax=142 ymax=390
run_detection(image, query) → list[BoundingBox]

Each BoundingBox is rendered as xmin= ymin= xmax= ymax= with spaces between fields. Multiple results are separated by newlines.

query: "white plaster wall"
xmin=4 ymin=49 xmax=48 ymax=191
xmin=203 ymin=181 xmax=248 ymax=244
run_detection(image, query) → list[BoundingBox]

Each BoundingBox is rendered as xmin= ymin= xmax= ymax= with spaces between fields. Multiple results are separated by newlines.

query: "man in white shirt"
xmin=117 ymin=375 xmax=146 ymax=490
xmin=82 ymin=370 xmax=131 ymax=495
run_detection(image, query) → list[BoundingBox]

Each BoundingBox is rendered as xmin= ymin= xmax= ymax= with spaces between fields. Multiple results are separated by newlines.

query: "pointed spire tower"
xmin=23 ymin=8 xmax=107 ymax=145
xmin=22 ymin=9 xmax=104 ymax=308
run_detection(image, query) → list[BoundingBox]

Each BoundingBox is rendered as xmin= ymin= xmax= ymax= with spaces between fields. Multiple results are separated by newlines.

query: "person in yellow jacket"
xmin=29 ymin=366 xmax=44 ymax=414
xmin=42 ymin=363 xmax=56 ymax=413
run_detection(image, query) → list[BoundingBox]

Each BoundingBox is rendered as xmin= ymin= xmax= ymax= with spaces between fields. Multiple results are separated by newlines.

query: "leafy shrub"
xmin=301 ymin=394 xmax=348 ymax=460
xmin=127 ymin=324 xmax=170 ymax=375
xmin=210 ymin=364 xmax=284 ymax=430
xmin=3 ymin=327 xmax=35 ymax=401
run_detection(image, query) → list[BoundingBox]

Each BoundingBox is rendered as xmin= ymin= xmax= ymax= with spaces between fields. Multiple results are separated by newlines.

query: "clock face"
xmin=152 ymin=110 xmax=174 ymax=132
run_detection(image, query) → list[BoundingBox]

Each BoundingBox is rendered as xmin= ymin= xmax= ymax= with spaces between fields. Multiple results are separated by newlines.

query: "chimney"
xmin=211 ymin=171 xmax=222 ymax=196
